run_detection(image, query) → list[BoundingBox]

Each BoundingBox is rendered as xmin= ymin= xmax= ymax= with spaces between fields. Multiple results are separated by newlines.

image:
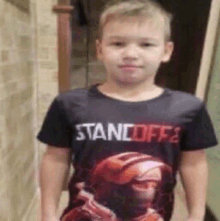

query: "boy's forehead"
xmin=102 ymin=17 xmax=165 ymax=40
xmin=106 ymin=35 xmax=160 ymax=41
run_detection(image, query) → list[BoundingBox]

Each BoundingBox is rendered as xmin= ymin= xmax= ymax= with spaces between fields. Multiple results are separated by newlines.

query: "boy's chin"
xmin=115 ymin=80 xmax=138 ymax=86
xmin=115 ymin=77 xmax=146 ymax=86
xmin=112 ymin=72 xmax=155 ymax=86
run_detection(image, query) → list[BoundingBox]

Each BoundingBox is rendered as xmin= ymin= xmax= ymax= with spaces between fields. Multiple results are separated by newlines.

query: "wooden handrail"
xmin=53 ymin=5 xmax=74 ymax=13
xmin=195 ymin=0 xmax=220 ymax=100
xmin=52 ymin=1 xmax=74 ymax=93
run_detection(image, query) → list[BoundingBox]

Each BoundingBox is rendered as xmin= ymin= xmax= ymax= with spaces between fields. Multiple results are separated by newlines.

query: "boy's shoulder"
xmin=55 ymin=87 xmax=89 ymax=103
xmin=49 ymin=87 xmax=90 ymax=112
xmin=166 ymin=87 xmax=204 ymax=109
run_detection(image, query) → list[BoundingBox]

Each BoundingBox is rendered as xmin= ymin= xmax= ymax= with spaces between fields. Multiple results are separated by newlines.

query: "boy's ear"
xmin=162 ymin=41 xmax=174 ymax=63
xmin=96 ymin=39 xmax=103 ymax=62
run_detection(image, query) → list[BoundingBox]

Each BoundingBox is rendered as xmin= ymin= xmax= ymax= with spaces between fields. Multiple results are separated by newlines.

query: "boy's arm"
xmin=178 ymin=149 xmax=208 ymax=221
xmin=40 ymin=145 xmax=72 ymax=221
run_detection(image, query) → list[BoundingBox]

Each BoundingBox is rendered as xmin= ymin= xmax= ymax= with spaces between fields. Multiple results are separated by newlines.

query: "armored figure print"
xmin=62 ymin=152 xmax=173 ymax=221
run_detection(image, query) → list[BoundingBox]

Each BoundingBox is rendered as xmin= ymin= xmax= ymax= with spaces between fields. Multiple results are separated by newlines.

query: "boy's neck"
xmin=97 ymin=81 xmax=165 ymax=102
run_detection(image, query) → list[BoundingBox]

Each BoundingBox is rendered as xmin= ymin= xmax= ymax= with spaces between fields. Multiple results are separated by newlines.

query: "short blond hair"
xmin=97 ymin=0 xmax=173 ymax=41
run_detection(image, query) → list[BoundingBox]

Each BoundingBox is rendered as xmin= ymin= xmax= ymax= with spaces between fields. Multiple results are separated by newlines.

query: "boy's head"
xmin=97 ymin=0 xmax=173 ymax=42
xmin=96 ymin=0 xmax=174 ymax=86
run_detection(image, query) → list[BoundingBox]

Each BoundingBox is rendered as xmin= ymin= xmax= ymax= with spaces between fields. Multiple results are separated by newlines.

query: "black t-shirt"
xmin=37 ymin=84 xmax=218 ymax=221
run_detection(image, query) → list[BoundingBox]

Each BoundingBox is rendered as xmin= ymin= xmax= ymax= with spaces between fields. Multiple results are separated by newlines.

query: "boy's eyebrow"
xmin=108 ymin=36 xmax=158 ymax=41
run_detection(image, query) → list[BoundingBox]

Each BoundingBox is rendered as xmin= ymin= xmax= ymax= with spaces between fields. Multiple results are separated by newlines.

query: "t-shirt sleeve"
xmin=37 ymin=96 xmax=73 ymax=148
xmin=180 ymin=103 xmax=218 ymax=151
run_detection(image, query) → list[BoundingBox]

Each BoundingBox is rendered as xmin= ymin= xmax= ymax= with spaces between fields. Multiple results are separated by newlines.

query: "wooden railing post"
xmin=195 ymin=0 xmax=220 ymax=100
xmin=53 ymin=1 xmax=74 ymax=93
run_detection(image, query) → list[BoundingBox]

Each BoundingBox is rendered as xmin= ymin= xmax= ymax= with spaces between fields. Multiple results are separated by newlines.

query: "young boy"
xmin=37 ymin=0 xmax=218 ymax=221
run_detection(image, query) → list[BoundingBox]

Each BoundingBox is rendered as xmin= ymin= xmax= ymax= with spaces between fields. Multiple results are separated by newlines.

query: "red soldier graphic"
xmin=62 ymin=152 xmax=172 ymax=221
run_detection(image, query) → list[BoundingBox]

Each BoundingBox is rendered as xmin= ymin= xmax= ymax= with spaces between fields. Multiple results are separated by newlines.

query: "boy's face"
xmin=96 ymin=16 xmax=174 ymax=85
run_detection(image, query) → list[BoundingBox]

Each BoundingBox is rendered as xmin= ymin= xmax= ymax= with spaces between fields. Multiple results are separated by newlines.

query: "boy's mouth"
xmin=120 ymin=65 xmax=141 ymax=68
xmin=119 ymin=65 xmax=142 ymax=70
xmin=120 ymin=65 xmax=141 ymax=73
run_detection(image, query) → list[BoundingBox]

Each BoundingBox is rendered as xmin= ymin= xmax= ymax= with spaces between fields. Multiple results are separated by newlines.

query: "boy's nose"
xmin=123 ymin=45 xmax=139 ymax=59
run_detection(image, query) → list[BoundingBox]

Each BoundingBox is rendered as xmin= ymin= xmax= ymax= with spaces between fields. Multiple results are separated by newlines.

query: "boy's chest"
xmin=71 ymin=100 xmax=189 ymax=145
xmin=69 ymin=101 xmax=190 ymax=171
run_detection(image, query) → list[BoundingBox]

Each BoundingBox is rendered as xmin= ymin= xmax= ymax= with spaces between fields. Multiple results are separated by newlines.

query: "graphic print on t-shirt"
xmin=75 ymin=122 xmax=181 ymax=144
xmin=61 ymin=152 xmax=173 ymax=221
xmin=60 ymin=121 xmax=181 ymax=221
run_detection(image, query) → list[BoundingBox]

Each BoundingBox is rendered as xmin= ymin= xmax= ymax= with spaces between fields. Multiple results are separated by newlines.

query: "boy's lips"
xmin=119 ymin=65 xmax=142 ymax=68
xmin=119 ymin=65 xmax=142 ymax=69
xmin=119 ymin=65 xmax=142 ymax=71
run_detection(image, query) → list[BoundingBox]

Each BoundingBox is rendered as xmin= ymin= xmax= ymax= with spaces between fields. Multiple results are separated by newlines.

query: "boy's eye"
xmin=110 ymin=42 xmax=155 ymax=47
xmin=112 ymin=42 xmax=124 ymax=46
xmin=141 ymin=43 xmax=155 ymax=47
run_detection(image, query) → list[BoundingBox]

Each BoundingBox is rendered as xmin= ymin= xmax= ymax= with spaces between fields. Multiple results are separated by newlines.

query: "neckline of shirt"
xmin=89 ymin=83 xmax=170 ymax=105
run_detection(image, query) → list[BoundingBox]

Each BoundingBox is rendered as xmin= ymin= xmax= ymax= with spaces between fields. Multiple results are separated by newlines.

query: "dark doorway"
xmin=156 ymin=0 xmax=212 ymax=94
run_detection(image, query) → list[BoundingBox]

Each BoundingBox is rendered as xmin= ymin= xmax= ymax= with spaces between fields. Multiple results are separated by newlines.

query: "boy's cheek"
xmin=103 ymin=52 xmax=119 ymax=62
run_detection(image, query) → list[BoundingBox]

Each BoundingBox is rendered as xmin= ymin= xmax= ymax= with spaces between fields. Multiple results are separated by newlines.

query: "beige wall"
xmin=0 ymin=0 xmax=59 ymax=220
xmin=0 ymin=0 xmax=38 ymax=220
xmin=35 ymin=0 xmax=59 ymax=159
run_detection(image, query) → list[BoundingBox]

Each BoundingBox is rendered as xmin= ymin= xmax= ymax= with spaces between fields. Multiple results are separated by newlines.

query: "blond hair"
xmin=97 ymin=0 xmax=173 ymax=41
